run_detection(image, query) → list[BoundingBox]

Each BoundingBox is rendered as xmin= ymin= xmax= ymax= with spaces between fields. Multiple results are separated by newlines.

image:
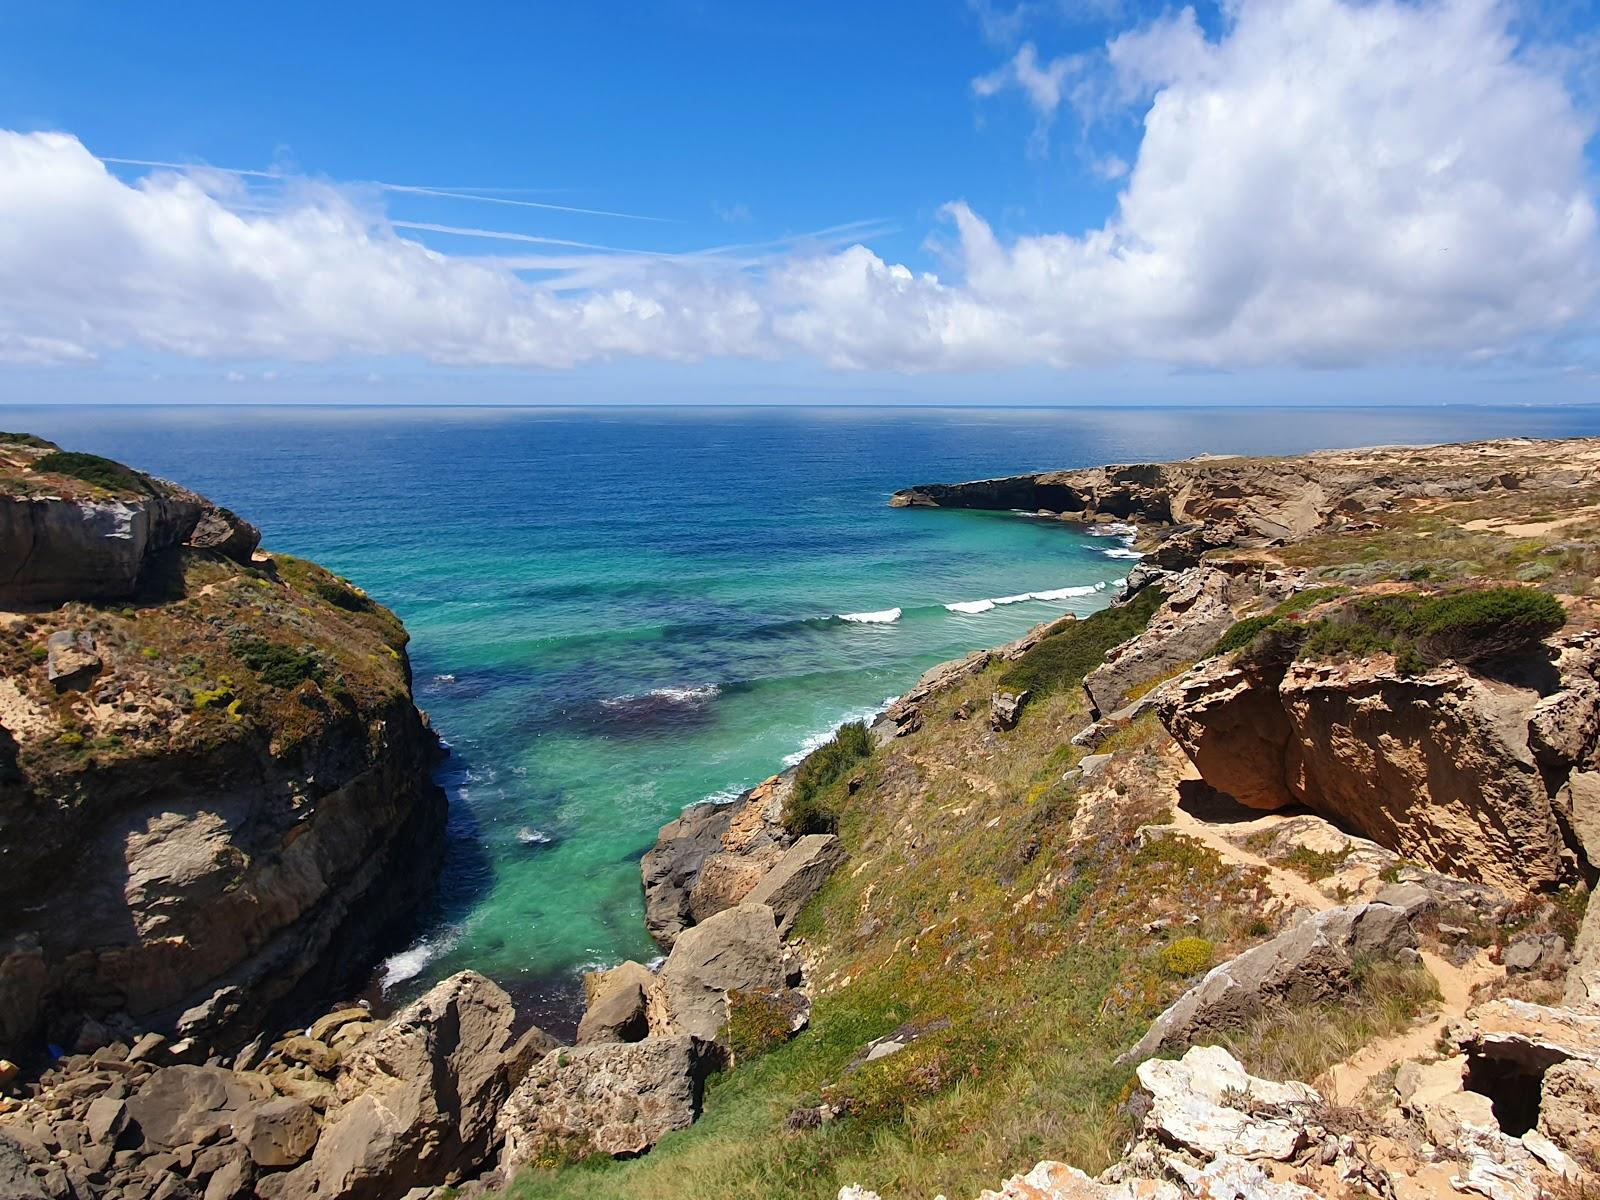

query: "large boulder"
xmin=497 ymin=1035 xmax=722 ymax=1168
xmin=188 ymin=504 xmax=262 ymax=565
xmin=1123 ymin=903 xmax=1416 ymax=1063
xmin=641 ymin=776 xmax=791 ymax=947
xmin=291 ymin=971 xmax=552 ymax=1199
xmin=649 ymin=904 xmax=787 ymax=1042
xmin=745 ymin=834 xmax=846 ymax=936
xmin=125 ymin=1064 xmax=275 ymax=1148
xmin=577 ymin=961 xmax=655 ymax=1046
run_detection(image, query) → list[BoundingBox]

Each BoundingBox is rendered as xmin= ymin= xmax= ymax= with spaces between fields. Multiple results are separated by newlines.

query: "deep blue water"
xmin=5 ymin=403 xmax=1597 ymax=1030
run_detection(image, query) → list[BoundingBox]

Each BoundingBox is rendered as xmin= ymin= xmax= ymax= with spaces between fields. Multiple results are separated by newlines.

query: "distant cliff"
xmin=0 ymin=434 xmax=446 ymax=1061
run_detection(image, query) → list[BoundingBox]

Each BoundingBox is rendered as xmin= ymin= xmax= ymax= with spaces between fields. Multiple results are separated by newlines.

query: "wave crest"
xmin=839 ymin=608 xmax=902 ymax=624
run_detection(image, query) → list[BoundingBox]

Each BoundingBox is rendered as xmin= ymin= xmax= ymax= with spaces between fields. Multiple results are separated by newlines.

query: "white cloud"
xmin=973 ymin=43 xmax=1085 ymax=151
xmin=0 ymin=0 xmax=1594 ymax=375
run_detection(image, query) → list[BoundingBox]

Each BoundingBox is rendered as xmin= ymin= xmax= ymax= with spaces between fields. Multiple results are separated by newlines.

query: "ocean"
xmin=7 ymin=403 xmax=1598 ymax=1033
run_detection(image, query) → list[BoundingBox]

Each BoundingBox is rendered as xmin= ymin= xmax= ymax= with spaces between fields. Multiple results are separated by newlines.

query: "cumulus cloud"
xmin=0 ymin=0 xmax=1594 ymax=373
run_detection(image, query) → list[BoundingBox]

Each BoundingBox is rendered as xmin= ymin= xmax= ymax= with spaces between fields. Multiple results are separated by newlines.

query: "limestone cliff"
xmin=0 ymin=435 xmax=446 ymax=1062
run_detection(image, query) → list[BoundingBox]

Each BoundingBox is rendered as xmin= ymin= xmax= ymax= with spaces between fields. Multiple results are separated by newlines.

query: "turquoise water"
xmin=7 ymin=404 xmax=1599 ymax=1032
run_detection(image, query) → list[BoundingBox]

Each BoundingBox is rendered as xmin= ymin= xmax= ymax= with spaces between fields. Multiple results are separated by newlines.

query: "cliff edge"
xmin=0 ymin=433 xmax=447 ymax=1062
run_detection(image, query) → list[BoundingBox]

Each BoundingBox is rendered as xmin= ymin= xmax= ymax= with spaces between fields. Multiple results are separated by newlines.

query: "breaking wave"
xmin=838 ymin=608 xmax=902 ymax=624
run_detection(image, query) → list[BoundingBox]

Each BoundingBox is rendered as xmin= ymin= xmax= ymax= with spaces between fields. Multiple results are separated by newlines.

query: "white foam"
xmin=515 ymin=826 xmax=551 ymax=846
xmin=840 ymin=608 xmax=902 ymax=624
xmin=1088 ymin=522 xmax=1137 ymax=538
xmin=1027 ymin=585 xmax=1100 ymax=601
xmin=1102 ymin=547 xmax=1145 ymax=560
xmin=600 ymin=683 xmax=721 ymax=709
xmin=432 ymin=673 xmax=457 ymax=684
xmin=700 ymin=785 xmax=747 ymax=807
xmin=378 ymin=927 xmax=461 ymax=993
xmin=948 ymin=583 xmax=1102 ymax=612
xmin=945 ymin=599 xmax=996 ymax=614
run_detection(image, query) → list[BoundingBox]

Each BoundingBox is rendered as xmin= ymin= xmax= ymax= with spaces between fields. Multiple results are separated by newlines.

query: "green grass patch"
xmin=1000 ymin=586 xmax=1166 ymax=698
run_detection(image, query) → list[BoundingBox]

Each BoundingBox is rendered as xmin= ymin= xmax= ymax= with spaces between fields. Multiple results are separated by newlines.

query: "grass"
xmin=498 ymin=599 xmax=1320 ymax=1200
xmin=999 ymin=585 xmax=1166 ymax=698
xmin=783 ymin=721 xmax=872 ymax=837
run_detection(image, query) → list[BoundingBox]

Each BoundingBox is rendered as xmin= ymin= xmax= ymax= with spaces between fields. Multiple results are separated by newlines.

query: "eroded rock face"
xmin=577 ymin=961 xmax=654 ymax=1046
xmin=497 ymin=1035 xmax=722 ymax=1168
xmin=745 ymin=834 xmax=846 ymax=937
xmin=1158 ymin=636 xmax=1597 ymax=891
xmin=0 ymin=688 xmax=447 ymax=1059
xmin=1082 ymin=565 xmax=1286 ymax=718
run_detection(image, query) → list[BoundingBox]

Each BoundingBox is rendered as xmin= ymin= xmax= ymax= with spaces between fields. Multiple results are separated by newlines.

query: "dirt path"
xmin=1156 ymin=767 xmax=1501 ymax=1104
xmin=1324 ymin=948 xmax=1499 ymax=1104
xmin=1163 ymin=795 xmax=1336 ymax=915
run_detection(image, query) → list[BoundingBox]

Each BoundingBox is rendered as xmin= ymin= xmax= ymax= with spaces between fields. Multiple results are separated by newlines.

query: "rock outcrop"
xmin=0 ymin=440 xmax=447 ymax=1062
xmin=890 ymin=437 xmax=1600 ymax=554
xmin=0 ymin=972 xmax=550 ymax=1200
xmin=1157 ymin=633 xmax=1598 ymax=891
xmin=647 ymin=903 xmax=790 ymax=1042
xmin=1123 ymin=902 xmax=1416 ymax=1063
xmin=0 ymin=438 xmax=260 ymax=608
xmin=497 ymin=1035 xmax=722 ymax=1168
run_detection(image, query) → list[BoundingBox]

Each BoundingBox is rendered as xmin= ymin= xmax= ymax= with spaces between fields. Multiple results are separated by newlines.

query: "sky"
xmin=0 ymin=0 xmax=1598 ymax=405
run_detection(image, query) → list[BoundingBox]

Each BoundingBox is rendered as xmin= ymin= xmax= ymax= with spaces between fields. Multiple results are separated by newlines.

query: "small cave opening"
xmin=1462 ymin=1051 xmax=1551 ymax=1137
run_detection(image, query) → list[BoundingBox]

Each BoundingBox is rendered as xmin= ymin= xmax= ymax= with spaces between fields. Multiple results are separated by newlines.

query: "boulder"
xmin=302 ymin=971 xmax=549 ymax=1198
xmin=497 ymin=1035 xmax=721 ymax=1167
xmin=235 ymin=1097 xmax=318 ymax=1167
xmin=1159 ymin=649 xmax=1575 ymax=892
xmin=1137 ymin=1045 xmax=1320 ymax=1162
xmin=187 ymin=506 xmax=261 ymax=565
xmin=989 ymin=691 xmax=1030 ymax=732
xmin=1122 ymin=903 xmax=1416 ymax=1063
xmin=44 ymin=630 xmax=100 ymax=690
xmin=577 ymin=962 xmax=655 ymax=1046
xmin=744 ymin=834 xmax=846 ymax=936
xmin=649 ymin=904 xmax=786 ymax=1042
xmin=125 ymin=1065 xmax=273 ymax=1149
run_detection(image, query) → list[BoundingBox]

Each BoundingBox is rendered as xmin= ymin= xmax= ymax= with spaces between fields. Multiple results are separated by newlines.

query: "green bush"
xmin=230 ymin=635 xmax=323 ymax=688
xmin=1000 ymin=585 xmax=1166 ymax=698
xmin=1160 ymin=936 xmax=1215 ymax=976
xmin=313 ymin=578 xmax=373 ymax=613
xmin=1297 ymin=586 xmax=1564 ymax=667
xmin=31 ymin=451 xmax=156 ymax=495
xmin=724 ymin=989 xmax=797 ymax=1061
xmin=783 ymin=720 xmax=872 ymax=836
xmin=1212 ymin=615 xmax=1282 ymax=656
xmin=0 ymin=431 xmax=58 ymax=448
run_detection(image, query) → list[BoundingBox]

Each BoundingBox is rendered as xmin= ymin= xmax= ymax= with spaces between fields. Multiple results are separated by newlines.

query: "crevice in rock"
xmin=1463 ymin=1049 xmax=1553 ymax=1137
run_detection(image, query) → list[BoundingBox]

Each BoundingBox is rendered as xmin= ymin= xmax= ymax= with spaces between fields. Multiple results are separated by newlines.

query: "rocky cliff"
xmin=0 ymin=434 xmax=446 ymax=1064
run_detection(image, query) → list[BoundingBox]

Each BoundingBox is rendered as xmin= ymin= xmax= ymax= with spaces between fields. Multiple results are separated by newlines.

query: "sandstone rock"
xmin=125 ymin=1066 xmax=272 ymax=1149
xmin=497 ymin=1036 xmax=721 ymax=1168
xmin=641 ymin=777 xmax=789 ymax=948
xmin=1159 ymin=650 xmax=1572 ymax=891
xmin=1538 ymin=1059 xmax=1600 ymax=1156
xmin=306 ymin=1008 xmax=370 ymax=1046
xmin=1083 ymin=565 xmax=1249 ymax=717
xmin=649 ymin=904 xmax=786 ymax=1042
xmin=1123 ymin=903 xmax=1415 ymax=1062
xmin=44 ymin=630 xmax=100 ymax=690
xmin=84 ymin=1094 xmax=127 ymax=1144
xmin=744 ymin=835 xmax=846 ymax=936
xmin=990 ymin=691 xmax=1030 ymax=732
xmin=277 ymin=1037 xmax=339 ymax=1075
xmin=1503 ymin=934 xmax=1567 ymax=975
xmin=305 ymin=971 xmax=540 ymax=1198
xmin=235 ymin=1097 xmax=318 ymax=1167
xmin=186 ymin=507 xmax=260 ymax=566
xmin=1137 ymin=1046 xmax=1320 ymax=1162
xmin=200 ymin=1153 xmax=252 ymax=1200
xmin=577 ymin=962 xmax=654 ymax=1046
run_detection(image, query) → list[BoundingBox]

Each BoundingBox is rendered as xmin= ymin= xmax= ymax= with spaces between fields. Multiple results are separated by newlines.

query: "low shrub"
xmin=1301 ymin=586 xmax=1564 ymax=667
xmin=31 ymin=451 xmax=156 ymax=495
xmin=313 ymin=578 xmax=373 ymax=613
xmin=1212 ymin=615 xmax=1281 ymax=656
xmin=0 ymin=431 xmax=57 ymax=448
xmin=1159 ymin=935 xmax=1215 ymax=976
xmin=783 ymin=720 xmax=872 ymax=836
xmin=230 ymin=634 xmax=323 ymax=688
xmin=725 ymin=989 xmax=797 ymax=1061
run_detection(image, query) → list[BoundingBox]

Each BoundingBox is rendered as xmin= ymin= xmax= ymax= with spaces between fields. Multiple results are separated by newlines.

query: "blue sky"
xmin=0 ymin=0 xmax=1598 ymax=404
